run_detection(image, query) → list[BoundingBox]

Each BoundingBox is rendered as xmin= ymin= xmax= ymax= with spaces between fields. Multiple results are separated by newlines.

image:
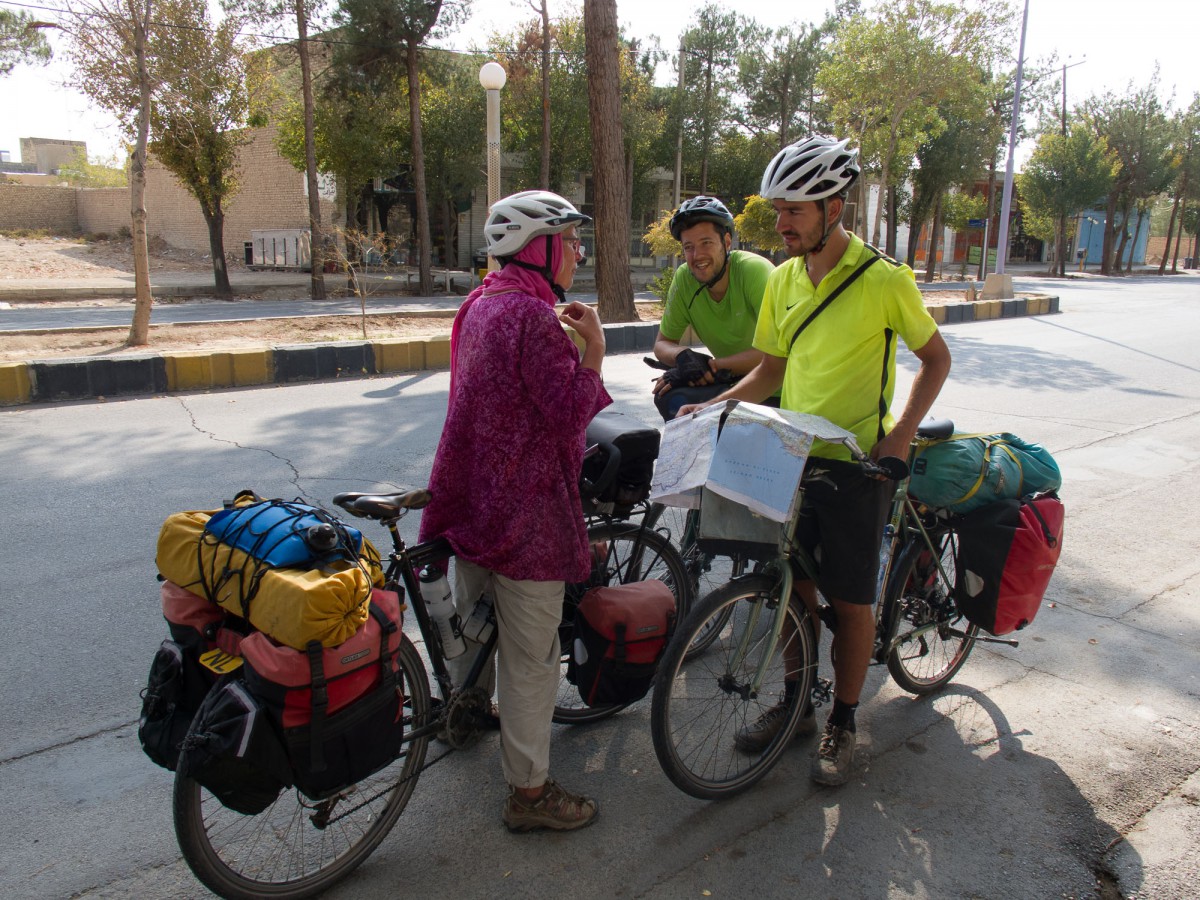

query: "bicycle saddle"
xmin=333 ymin=489 xmax=431 ymax=519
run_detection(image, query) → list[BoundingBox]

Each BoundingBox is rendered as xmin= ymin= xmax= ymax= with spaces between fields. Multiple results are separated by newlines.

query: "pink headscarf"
xmin=449 ymin=232 xmax=568 ymax=392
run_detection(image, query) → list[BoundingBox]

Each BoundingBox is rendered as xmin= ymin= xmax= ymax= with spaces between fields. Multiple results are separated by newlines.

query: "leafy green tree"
xmin=734 ymin=194 xmax=784 ymax=254
xmin=1084 ymin=73 xmax=1176 ymax=274
xmin=679 ymin=3 xmax=750 ymax=191
xmin=489 ymin=14 xmax=591 ymax=195
xmin=0 ymin=9 xmax=52 ymax=76
xmin=1018 ymin=128 xmax=1117 ymax=275
xmin=150 ymin=0 xmax=258 ymax=297
xmin=819 ymin=0 xmax=1011 ymax=246
xmin=737 ymin=21 xmax=827 ymax=150
xmin=57 ymin=149 xmax=128 ymax=187
xmin=905 ymin=86 xmax=993 ymax=278
xmin=1160 ymin=95 xmax=1200 ymax=274
xmin=333 ymin=0 xmax=468 ymax=295
xmin=60 ymin=0 xmax=158 ymax=344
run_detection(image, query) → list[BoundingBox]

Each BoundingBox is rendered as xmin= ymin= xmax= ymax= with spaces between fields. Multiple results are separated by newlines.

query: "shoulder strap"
xmin=788 ymin=248 xmax=882 ymax=353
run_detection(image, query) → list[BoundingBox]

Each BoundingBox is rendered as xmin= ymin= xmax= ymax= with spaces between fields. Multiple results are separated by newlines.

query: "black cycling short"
xmin=794 ymin=457 xmax=892 ymax=605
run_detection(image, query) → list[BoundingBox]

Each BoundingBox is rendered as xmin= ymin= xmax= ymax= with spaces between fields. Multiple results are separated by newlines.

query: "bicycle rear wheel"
xmin=553 ymin=521 xmax=690 ymax=725
xmin=883 ymin=530 xmax=979 ymax=695
xmin=174 ymin=636 xmax=431 ymax=899
xmin=650 ymin=574 xmax=817 ymax=800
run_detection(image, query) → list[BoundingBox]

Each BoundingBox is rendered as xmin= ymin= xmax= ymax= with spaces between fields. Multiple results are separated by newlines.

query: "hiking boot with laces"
xmin=733 ymin=702 xmax=817 ymax=753
xmin=502 ymin=778 xmax=598 ymax=833
xmin=811 ymin=721 xmax=856 ymax=786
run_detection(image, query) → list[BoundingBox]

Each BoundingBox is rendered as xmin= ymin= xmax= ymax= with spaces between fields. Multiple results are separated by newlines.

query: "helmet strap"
xmin=811 ymin=198 xmax=840 ymax=254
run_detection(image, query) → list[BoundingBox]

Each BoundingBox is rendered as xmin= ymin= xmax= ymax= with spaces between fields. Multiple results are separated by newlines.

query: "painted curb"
xmin=0 ymin=296 xmax=1055 ymax=407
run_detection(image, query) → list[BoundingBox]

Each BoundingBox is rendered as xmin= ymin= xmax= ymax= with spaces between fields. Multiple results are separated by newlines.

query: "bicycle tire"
xmin=883 ymin=530 xmax=979 ymax=695
xmin=650 ymin=574 xmax=817 ymax=800
xmin=174 ymin=636 xmax=432 ymax=899
xmin=553 ymin=521 xmax=691 ymax=725
xmin=647 ymin=504 xmax=744 ymax=657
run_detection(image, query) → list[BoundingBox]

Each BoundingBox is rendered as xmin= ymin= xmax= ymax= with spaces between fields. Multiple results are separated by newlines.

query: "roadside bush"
xmin=648 ymin=264 xmax=676 ymax=301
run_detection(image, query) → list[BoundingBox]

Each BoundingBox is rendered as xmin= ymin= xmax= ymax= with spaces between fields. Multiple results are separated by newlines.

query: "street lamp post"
xmin=479 ymin=61 xmax=507 ymax=272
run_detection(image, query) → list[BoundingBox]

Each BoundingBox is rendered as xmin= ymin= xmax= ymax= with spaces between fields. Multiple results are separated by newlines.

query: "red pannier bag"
xmin=952 ymin=493 xmax=1065 ymax=636
xmin=241 ymin=587 xmax=408 ymax=798
xmin=569 ymin=580 xmax=676 ymax=706
xmin=138 ymin=581 xmax=247 ymax=771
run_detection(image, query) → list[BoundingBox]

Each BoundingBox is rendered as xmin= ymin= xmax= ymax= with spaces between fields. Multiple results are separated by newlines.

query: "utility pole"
xmin=673 ymin=37 xmax=685 ymax=209
xmin=983 ymin=0 xmax=1027 ymax=300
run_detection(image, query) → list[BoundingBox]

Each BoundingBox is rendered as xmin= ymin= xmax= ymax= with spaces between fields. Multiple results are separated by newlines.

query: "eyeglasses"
xmin=563 ymin=237 xmax=581 ymax=251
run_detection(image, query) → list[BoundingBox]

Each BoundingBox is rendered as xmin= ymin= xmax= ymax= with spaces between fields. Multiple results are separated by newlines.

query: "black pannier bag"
xmin=177 ymin=676 xmax=294 ymax=815
xmin=581 ymin=410 xmax=661 ymax=515
xmin=138 ymin=581 xmax=248 ymax=772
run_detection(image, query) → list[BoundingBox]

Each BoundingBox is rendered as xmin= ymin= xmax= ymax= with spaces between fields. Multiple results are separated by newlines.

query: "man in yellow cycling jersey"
xmin=680 ymin=136 xmax=952 ymax=786
xmin=651 ymin=196 xmax=776 ymax=420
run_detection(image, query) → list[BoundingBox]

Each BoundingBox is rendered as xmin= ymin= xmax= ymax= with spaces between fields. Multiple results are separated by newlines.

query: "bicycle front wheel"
xmin=883 ymin=530 xmax=979 ymax=695
xmin=174 ymin=636 xmax=431 ymax=899
xmin=650 ymin=574 xmax=817 ymax=800
xmin=553 ymin=521 xmax=691 ymax=725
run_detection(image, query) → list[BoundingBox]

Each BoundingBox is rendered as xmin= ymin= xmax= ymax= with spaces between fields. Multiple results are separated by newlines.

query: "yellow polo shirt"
xmin=753 ymin=235 xmax=937 ymax=460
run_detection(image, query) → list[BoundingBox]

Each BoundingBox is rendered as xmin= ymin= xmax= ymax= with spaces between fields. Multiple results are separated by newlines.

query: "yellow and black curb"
xmin=0 ymin=295 xmax=1057 ymax=407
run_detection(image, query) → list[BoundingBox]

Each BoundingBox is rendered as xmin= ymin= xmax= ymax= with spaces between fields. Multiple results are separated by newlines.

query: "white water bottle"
xmin=461 ymin=594 xmax=496 ymax=644
xmin=419 ymin=566 xmax=467 ymax=659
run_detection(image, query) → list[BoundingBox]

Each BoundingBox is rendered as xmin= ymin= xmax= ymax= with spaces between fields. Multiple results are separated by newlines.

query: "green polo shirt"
xmin=660 ymin=250 xmax=775 ymax=361
xmin=753 ymin=235 xmax=938 ymax=460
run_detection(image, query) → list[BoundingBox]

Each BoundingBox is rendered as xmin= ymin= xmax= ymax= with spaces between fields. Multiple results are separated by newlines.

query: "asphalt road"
xmin=1 ymin=273 xmax=1197 ymax=899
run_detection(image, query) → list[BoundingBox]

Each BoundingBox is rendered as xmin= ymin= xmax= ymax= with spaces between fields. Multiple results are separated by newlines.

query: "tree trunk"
xmin=699 ymin=66 xmax=713 ymax=192
xmin=1171 ymin=199 xmax=1187 ymax=272
xmin=923 ymin=196 xmax=941 ymax=283
xmin=126 ymin=0 xmax=154 ymax=347
xmin=295 ymin=0 xmax=326 ymax=300
xmin=539 ymin=0 xmax=551 ymax=190
xmin=1100 ymin=190 xmax=1119 ymax=275
xmin=1125 ymin=210 xmax=1145 ymax=273
xmin=406 ymin=40 xmax=433 ymax=295
xmin=885 ymin=185 xmax=898 ymax=258
xmin=1159 ymin=191 xmax=1180 ymax=275
xmin=204 ymin=200 xmax=232 ymax=298
xmin=1113 ymin=201 xmax=1132 ymax=274
xmin=979 ymin=155 xmax=998 ymax=280
xmin=1057 ymin=212 xmax=1068 ymax=277
xmin=584 ymin=0 xmax=636 ymax=322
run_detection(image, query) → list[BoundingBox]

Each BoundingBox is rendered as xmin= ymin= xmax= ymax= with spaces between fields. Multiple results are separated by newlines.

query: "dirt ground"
xmin=0 ymin=234 xmax=962 ymax=363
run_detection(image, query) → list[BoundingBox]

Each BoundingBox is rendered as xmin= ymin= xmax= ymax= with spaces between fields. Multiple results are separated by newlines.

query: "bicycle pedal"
xmin=811 ymin=677 xmax=833 ymax=707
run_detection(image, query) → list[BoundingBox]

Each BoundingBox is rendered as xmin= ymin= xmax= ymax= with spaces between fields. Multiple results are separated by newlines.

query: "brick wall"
xmin=142 ymin=122 xmax=340 ymax=254
xmin=78 ymin=188 xmax=131 ymax=235
xmin=0 ymin=183 xmax=78 ymax=231
xmin=2 ymin=124 xmax=339 ymax=252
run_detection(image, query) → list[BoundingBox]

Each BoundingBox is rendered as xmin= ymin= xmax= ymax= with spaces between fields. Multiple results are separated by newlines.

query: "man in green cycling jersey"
xmin=651 ymin=195 xmax=776 ymax=420
xmin=680 ymin=136 xmax=952 ymax=786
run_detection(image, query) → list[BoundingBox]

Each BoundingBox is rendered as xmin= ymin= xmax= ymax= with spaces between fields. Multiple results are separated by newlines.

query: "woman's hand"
xmin=559 ymin=301 xmax=603 ymax=346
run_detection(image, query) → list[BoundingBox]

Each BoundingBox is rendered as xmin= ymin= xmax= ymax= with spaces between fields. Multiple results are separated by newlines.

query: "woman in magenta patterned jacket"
xmin=418 ymin=191 xmax=609 ymax=832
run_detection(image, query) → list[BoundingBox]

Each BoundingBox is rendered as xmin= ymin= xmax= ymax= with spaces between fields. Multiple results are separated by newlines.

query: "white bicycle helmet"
xmin=484 ymin=190 xmax=591 ymax=259
xmin=760 ymin=137 xmax=860 ymax=202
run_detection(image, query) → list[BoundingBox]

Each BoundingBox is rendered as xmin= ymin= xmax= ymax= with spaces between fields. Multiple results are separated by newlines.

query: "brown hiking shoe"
xmin=810 ymin=721 xmax=856 ymax=786
xmin=502 ymin=778 xmax=598 ymax=833
xmin=733 ymin=702 xmax=817 ymax=753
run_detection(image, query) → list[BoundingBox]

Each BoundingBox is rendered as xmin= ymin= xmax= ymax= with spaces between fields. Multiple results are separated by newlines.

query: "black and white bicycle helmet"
xmin=760 ymin=137 xmax=860 ymax=202
xmin=484 ymin=190 xmax=591 ymax=259
xmin=669 ymin=195 xmax=735 ymax=240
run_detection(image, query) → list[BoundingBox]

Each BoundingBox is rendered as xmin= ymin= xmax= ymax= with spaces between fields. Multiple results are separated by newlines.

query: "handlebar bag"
xmin=581 ymin=411 xmax=662 ymax=514
xmin=908 ymin=433 xmax=1061 ymax=514
xmin=952 ymin=493 xmax=1065 ymax=636
xmin=241 ymin=590 xmax=408 ymax=799
xmin=568 ymin=580 xmax=676 ymax=706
